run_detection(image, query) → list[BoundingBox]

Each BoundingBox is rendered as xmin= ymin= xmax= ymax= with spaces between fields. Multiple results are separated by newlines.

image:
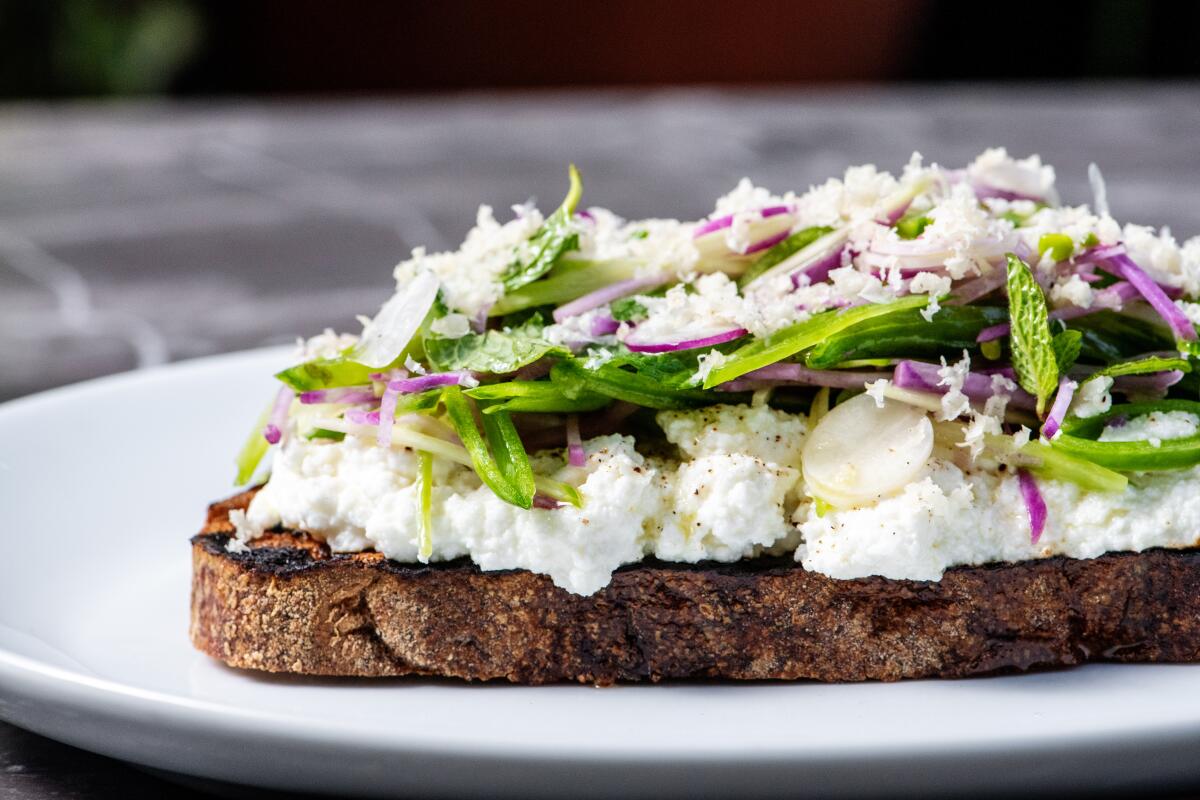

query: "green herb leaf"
xmin=442 ymin=386 xmax=534 ymax=508
xmin=500 ymin=165 xmax=583 ymax=292
xmin=425 ymin=316 xmax=568 ymax=374
xmin=491 ymin=258 xmax=639 ymax=316
xmin=1005 ymin=253 xmax=1059 ymax=416
xmin=609 ymin=298 xmax=648 ymax=323
xmin=1038 ymin=233 xmax=1075 ymax=262
xmin=1051 ymin=329 xmax=1082 ymax=374
xmin=737 ymin=225 xmax=833 ymax=287
xmin=275 ymin=357 xmax=375 ymax=392
xmin=704 ymin=295 xmax=931 ymax=388
xmin=894 ymin=213 xmax=932 ymax=240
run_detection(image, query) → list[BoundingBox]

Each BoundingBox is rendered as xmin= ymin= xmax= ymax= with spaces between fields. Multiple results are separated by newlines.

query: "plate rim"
xmin=6 ymin=347 xmax=1200 ymax=794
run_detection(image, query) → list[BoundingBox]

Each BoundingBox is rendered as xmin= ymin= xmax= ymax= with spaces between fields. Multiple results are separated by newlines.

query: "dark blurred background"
xmin=0 ymin=0 xmax=1197 ymax=98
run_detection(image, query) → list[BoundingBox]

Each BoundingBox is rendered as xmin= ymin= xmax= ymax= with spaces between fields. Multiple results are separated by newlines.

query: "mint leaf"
xmin=1051 ymin=329 xmax=1082 ymax=374
xmin=737 ymin=225 xmax=833 ymax=287
xmin=610 ymin=298 xmax=647 ymax=322
xmin=425 ymin=330 xmax=566 ymax=375
xmin=501 ymin=165 xmax=583 ymax=292
xmin=1005 ymin=253 xmax=1059 ymax=416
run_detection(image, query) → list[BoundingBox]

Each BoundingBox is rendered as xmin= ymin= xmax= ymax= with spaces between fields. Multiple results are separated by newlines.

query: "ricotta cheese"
xmin=797 ymin=458 xmax=1200 ymax=581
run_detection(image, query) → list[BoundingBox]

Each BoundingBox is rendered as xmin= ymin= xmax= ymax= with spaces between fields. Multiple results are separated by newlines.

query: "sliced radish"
xmin=802 ymin=393 xmax=933 ymax=508
xmin=353 ymin=271 xmax=440 ymax=369
xmin=693 ymin=206 xmax=795 ymax=257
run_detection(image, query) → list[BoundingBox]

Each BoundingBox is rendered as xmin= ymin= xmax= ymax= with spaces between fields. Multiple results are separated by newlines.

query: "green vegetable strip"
xmin=490 ymin=258 xmax=639 ymax=316
xmin=417 ymin=450 xmax=434 ymax=561
xmin=1052 ymin=400 xmax=1200 ymax=471
xmin=234 ymin=401 xmax=273 ymax=485
xmin=468 ymin=381 xmax=611 ymax=414
xmin=703 ymin=295 xmax=931 ymax=388
xmin=480 ymin=408 xmax=537 ymax=507
xmin=552 ymin=360 xmax=715 ymax=410
xmin=804 ymin=306 xmax=1008 ymax=368
xmin=442 ymin=386 xmax=533 ymax=508
xmin=1005 ymin=254 xmax=1059 ymax=416
xmin=1020 ymin=441 xmax=1128 ymax=493
xmin=737 ymin=225 xmax=833 ymax=287
xmin=1091 ymin=356 xmax=1192 ymax=379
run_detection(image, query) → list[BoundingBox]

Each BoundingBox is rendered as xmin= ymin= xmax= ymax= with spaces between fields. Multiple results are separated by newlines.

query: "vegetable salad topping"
xmin=236 ymin=149 xmax=1200 ymax=572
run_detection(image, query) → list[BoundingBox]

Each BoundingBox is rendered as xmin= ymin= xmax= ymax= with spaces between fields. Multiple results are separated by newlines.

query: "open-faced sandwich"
xmin=193 ymin=149 xmax=1200 ymax=684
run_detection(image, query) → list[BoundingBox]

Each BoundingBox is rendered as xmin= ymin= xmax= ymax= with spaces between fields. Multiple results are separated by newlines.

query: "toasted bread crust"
xmin=190 ymin=490 xmax=1200 ymax=684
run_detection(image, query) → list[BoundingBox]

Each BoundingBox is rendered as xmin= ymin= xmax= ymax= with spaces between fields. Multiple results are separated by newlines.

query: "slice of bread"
xmin=191 ymin=490 xmax=1200 ymax=684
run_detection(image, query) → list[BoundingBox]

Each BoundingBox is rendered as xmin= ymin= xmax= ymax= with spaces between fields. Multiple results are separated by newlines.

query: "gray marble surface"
xmin=3 ymin=85 xmax=1200 ymax=798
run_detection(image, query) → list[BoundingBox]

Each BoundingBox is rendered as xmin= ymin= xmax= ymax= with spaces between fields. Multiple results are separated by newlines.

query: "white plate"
xmin=2 ymin=348 xmax=1200 ymax=799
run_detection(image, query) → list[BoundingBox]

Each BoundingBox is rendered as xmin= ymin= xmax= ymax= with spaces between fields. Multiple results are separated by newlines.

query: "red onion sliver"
xmin=790 ymin=246 xmax=845 ymax=288
xmin=1041 ymin=378 xmax=1077 ymax=440
xmin=971 ymin=182 xmax=1044 ymax=203
xmin=566 ymin=414 xmax=585 ymax=467
xmin=1113 ymin=370 xmax=1185 ymax=398
xmin=263 ymin=387 xmax=294 ymax=445
xmin=388 ymin=372 xmax=473 ymax=393
xmin=299 ymin=386 xmax=377 ymax=405
xmin=1101 ymin=253 xmax=1196 ymax=341
xmin=1018 ymin=469 xmax=1048 ymax=544
xmin=893 ymin=360 xmax=1036 ymax=411
xmin=716 ymin=363 xmax=884 ymax=391
xmin=553 ymin=275 xmax=666 ymax=322
xmin=625 ymin=327 xmax=747 ymax=354
xmin=948 ymin=269 xmax=1007 ymax=305
xmin=1075 ymin=243 xmax=1126 ymax=264
xmin=692 ymin=205 xmax=792 ymax=239
xmin=533 ymin=494 xmax=564 ymax=510
xmin=589 ymin=314 xmax=620 ymax=337
xmin=743 ymin=227 xmax=791 ymax=255
xmin=345 ymin=408 xmax=381 ymax=426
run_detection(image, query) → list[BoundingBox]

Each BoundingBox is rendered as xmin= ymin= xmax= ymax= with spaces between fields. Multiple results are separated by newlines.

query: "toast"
xmin=191 ymin=490 xmax=1200 ymax=684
